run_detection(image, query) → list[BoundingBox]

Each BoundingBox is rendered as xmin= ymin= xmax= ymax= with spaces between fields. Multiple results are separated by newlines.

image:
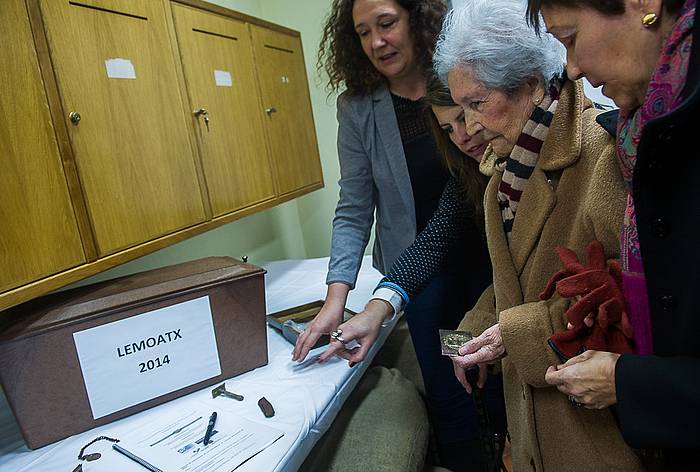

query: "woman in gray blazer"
xmin=293 ymin=1 xmax=495 ymax=469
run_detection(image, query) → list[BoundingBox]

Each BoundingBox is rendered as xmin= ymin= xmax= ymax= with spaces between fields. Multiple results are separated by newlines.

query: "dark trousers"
xmin=403 ymin=266 xmax=507 ymax=451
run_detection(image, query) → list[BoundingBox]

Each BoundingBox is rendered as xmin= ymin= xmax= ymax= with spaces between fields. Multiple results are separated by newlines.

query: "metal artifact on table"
xmin=257 ymin=397 xmax=275 ymax=418
xmin=212 ymin=383 xmax=244 ymax=401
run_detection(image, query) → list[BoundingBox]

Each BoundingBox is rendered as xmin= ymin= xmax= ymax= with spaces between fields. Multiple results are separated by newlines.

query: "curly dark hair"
xmin=318 ymin=0 xmax=448 ymax=96
xmin=422 ymin=75 xmax=490 ymax=232
xmin=526 ymin=0 xmax=686 ymax=34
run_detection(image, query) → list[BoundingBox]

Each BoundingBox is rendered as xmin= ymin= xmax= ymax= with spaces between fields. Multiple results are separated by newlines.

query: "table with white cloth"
xmin=0 ymin=256 xmax=392 ymax=472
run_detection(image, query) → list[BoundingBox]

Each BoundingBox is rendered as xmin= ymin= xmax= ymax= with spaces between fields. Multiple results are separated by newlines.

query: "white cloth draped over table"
xmin=0 ymin=256 xmax=390 ymax=472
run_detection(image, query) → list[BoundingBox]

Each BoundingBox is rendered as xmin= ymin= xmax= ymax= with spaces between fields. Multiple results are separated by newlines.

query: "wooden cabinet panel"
xmin=39 ymin=0 xmax=206 ymax=256
xmin=0 ymin=0 xmax=85 ymax=293
xmin=0 ymin=0 xmax=325 ymax=312
xmin=251 ymin=26 xmax=323 ymax=197
xmin=171 ymin=4 xmax=275 ymax=217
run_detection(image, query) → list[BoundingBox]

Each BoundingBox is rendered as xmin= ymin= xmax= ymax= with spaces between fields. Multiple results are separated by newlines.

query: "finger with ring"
xmin=333 ymin=336 xmax=346 ymax=344
xmin=330 ymin=329 xmax=343 ymax=339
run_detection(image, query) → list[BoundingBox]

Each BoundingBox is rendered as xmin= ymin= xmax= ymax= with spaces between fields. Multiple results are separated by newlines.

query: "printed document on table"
xmin=117 ymin=409 xmax=284 ymax=472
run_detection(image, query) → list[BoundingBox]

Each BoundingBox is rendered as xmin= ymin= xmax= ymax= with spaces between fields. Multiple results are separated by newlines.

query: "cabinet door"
xmin=39 ymin=0 xmax=206 ymax=256
xmin=0 ymin=0 xmax=85 ymax=294
xmin=172 ymin=5 xmax=275 ymax=217
xmin=251 ymin=26 xmax=323 ymax=197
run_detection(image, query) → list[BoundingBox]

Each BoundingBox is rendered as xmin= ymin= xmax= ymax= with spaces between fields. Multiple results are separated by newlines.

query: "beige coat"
xmin=460 ymin=81 xmax=643 ymax=471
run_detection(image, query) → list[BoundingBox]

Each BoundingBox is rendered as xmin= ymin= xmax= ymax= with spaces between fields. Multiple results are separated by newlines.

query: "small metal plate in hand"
xmin=439 ymin=329 xmax=473 ymax=357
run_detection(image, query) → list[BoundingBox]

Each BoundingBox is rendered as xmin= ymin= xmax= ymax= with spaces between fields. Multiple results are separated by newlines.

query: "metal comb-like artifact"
xmin=211 ymin=382 xmax=244 ymax=401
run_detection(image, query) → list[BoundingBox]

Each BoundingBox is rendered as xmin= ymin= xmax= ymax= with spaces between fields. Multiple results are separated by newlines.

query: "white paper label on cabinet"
xmin=214 ymin=70 xmax=233 ymax=87
xmin=73 ymin=296 xmax=222 ymax=419
xmin=105 ymin=58 xmax=136 ymax=79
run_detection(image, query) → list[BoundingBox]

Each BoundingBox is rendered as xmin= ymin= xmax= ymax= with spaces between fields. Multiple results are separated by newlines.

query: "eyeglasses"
xmin=71 ymin=435 xmax=120 ymax=472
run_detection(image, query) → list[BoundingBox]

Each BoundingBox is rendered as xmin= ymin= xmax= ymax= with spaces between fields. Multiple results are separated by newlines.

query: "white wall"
xmin=582 ymin=80 xmax=618 ymax=108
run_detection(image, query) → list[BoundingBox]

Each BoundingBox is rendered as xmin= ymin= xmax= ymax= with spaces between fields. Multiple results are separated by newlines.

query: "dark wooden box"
xmin=0 ymin=257 xmax=267 ymax=449
xmin=267 ymin=300 xmax=356 ymax=348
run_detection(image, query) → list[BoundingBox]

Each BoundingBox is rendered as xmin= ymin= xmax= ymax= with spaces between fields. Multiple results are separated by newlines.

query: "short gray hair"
xmin=434 ymin=0 xmax=565 ymax=93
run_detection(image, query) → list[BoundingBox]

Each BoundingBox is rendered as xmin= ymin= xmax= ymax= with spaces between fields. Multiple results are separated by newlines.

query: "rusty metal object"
xmin=257 ymin=397 xmax=275 ymax=418
xmin=212 ymin=383 xmax=244 ymax=401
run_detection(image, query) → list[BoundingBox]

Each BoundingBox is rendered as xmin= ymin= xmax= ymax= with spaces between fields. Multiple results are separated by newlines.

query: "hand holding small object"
xmin=450 ymin=324 xmax=504 ymax=393
xmin=292 ymin=286 xmax=347 ymax=362
xmin=317 ymin=299 xmax=389 ymax=366
xmin=545 ymin=350 xmax=620 ymax=409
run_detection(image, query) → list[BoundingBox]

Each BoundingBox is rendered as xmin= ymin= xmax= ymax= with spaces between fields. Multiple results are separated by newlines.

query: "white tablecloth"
xmin=0 ymin=256 xmax=389 ymax=472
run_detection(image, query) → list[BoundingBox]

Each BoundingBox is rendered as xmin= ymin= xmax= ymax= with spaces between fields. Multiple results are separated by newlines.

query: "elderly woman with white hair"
xmin=437 ymin=0 xmax=644 ymax=470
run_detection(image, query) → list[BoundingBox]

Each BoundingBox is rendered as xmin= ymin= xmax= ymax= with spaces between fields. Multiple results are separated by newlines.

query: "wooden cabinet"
xmin=39 ymin=0 xmax=207 ymax=255
xmin=0 ymin=0 xmax=85 ymax=294
xmin=0 ymin=0 xmax=323 ymax=312
xmin=171 ymin=4 xmax=276 ymax=218
xmin=251 ymin=26 xmax=324 ymax=197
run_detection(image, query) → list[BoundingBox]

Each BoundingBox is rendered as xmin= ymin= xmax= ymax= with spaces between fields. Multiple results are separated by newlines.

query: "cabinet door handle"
xmin=265 ymin=107 xmax=277 ymax=115
xmin=69 ymin=111 xmax=81 ymax=125
xmin=193 ymin=108 xmax=209 ymax=132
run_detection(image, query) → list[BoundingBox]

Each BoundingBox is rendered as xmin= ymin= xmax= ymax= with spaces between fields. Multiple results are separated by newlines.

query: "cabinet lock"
xmin=193 ymin=108 xmax=210 ymax=131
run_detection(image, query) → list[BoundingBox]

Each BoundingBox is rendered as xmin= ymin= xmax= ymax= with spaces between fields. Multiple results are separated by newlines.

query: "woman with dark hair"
xmin=292 ymin=1 xmax=495 ymax=468
xmin=312 ymin=75 xmax=507 ymax=469
xmin=317 ymin=0 xmax=445 ymax=98
xmin=525 ymin=0 xmax=699 ymax=468
xmin=425 ymin=75 xmax=490 ymax=227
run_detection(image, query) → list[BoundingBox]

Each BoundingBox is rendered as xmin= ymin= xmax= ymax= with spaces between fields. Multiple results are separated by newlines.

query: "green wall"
xmin=72 ymin=0 xmax=351 ymax=286
xmin=255 ymin=1 xmax=347 ymax=259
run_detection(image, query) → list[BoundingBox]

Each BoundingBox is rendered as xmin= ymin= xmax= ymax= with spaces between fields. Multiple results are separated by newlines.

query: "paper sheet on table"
xmin=117 ymin=410 xmax=284 ymax=472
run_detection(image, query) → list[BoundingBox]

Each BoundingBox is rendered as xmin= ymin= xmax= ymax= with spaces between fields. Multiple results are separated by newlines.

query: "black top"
xmin=380 ymin=94 xmax=491 ymax=302
xmin=391 ymin=93 xmax=449 ymax=234
xmin=614 ymin=7 xmax=700 ymax=469
xmin=378 ymin=176 xmax=491 ymax=301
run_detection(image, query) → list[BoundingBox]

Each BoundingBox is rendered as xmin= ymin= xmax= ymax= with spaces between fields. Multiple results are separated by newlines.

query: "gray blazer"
xmin=326 ymin=84 xmax=417 ymax=288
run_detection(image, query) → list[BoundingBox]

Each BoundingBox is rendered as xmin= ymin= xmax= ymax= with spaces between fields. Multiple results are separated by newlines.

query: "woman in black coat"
xmin=526 ymin=0 xmax=699 ymax=469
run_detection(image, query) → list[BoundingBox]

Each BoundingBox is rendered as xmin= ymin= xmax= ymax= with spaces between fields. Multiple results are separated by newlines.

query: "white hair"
xmin=434 ymin=0 xmax=566 ymax=93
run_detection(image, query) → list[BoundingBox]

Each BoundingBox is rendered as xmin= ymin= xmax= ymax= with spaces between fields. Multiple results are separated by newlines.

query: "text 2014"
xmin=139 ymin=355 xmax=171 ymax=373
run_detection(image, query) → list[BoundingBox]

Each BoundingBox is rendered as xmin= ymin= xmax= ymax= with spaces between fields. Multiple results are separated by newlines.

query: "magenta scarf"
xmin=616 ymin=0 xmax=695 ymax=355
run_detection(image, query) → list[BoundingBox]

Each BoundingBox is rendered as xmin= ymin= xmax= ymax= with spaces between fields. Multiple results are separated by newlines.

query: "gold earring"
xmin=642 ymin=12 xmax=658 ymax=27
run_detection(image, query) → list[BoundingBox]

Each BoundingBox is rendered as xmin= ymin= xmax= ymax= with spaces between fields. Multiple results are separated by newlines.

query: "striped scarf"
xmin=497 ymin=80 xmax=562 ymax=242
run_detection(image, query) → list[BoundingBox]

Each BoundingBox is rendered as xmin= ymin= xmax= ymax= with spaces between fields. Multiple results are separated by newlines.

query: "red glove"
xmin=539 ymin=241 xmax=635 ymax=360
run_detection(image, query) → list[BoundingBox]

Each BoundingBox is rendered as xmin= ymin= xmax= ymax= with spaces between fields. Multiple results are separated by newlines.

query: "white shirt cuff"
xmin=370 ymin=287 xmax=405 ymax=326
